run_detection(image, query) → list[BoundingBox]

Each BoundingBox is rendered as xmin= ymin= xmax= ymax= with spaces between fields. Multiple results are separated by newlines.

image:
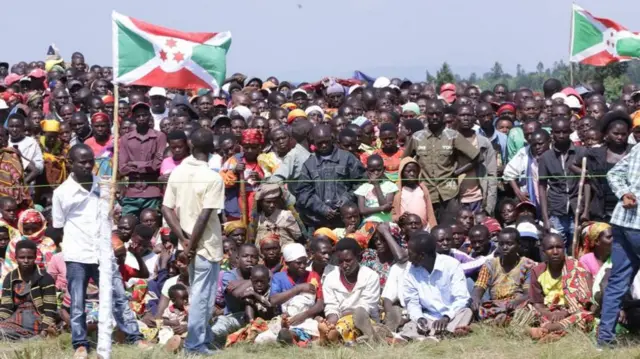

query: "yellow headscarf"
xmin=580 ymin=222 xmax=611 ymax=257
xmin=224 ymin=220 xmax=247 ymax=236
xmin=40 ymin=120 xmax=60 ymax=133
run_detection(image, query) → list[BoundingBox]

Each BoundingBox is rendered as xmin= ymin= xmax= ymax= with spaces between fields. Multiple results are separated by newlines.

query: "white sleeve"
xmin=51 ymin=190 xmax=65 ymax=229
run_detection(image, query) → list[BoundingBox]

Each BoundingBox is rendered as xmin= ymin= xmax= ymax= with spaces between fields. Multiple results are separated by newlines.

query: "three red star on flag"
xmin=158 ymin=39 xmax=186 ymax=63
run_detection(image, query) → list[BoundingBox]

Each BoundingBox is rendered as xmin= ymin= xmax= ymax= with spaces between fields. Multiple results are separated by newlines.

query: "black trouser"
xmin=433 ymin=197 xmax=460 ymax=223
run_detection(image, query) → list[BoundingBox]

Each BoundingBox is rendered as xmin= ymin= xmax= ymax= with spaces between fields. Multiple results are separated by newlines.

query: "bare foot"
xmin=528 ymin=327 xmax=549 ymax=340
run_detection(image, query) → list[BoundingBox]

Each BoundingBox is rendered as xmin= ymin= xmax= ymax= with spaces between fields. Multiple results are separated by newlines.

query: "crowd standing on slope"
xmin=2 ymin=50 xmax=640 ymax=357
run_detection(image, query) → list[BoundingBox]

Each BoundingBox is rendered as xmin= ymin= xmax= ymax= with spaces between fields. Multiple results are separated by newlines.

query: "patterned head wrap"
xmin=313 ymin=227 xmax=338 ymax=244
xmin=258 ymin=232 xmax=280 ymax=249
xmin=17 ymin=209 xmax=47 ymax=241
xmin=241 ymin=128 xmax=264 ymax=145
xmin=580 ymin=222 xmax=611 ymax=256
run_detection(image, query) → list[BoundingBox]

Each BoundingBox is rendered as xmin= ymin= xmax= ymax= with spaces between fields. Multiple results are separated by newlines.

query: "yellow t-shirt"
xmin=538 ymin=269 xmax=565 ymax=306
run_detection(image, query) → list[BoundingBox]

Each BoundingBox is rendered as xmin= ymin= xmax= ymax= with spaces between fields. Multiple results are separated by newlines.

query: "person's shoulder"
xmin=271 ymin=271 xmax=288 ymax=281
xmin=358 ymin=264 xmax=380 ymax=280
xmin=38 ymin=269 xmax=56 ymax=284
xmin=531 ymin=261 xmax=547 ymax=275
xmin=443 ymin=128 xmax=459 ymax=140
xmin=438 ymin=253 xmax=463 ymax=267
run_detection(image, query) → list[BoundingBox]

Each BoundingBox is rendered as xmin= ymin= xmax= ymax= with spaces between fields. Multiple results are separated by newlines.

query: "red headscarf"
xmin=241 ymin=129 xmax=264 ymax=145
xmin=497 ymin=103 xmax=516 ymax=116
xmin=91 ymin=112 xmax=110 ymax=124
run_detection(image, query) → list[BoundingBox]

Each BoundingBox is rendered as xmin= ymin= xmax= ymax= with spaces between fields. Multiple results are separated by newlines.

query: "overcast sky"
xmin=1 ymin=0 xmax=637 ymax=80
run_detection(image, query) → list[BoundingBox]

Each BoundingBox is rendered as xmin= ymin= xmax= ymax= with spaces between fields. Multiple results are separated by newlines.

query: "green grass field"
xmin=2 ymin=325 xmax=639 ymax=359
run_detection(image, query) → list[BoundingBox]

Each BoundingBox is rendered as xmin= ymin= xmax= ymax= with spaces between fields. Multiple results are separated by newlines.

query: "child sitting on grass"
xmin=354 ymin=154 xmax=398 ymax=223
xmin=161 ymin=284 xmax=189 ymax=353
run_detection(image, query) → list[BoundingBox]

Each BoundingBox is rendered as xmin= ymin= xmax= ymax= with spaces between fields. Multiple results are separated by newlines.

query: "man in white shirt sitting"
xmin=402 ymin=230 xmax=472 ymax=338
xmin=6 ymin=113 xmax=42 ymax=183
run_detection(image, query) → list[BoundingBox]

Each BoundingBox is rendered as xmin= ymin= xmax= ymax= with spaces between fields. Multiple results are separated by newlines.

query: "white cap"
xmin=373 ymin=76 xmax=390 ymax=88
xmin=551 ymin=92 xmax=567 ymax=102
xmin=282 ymin=243 xmax=307 ymax=262
xmin=565 ymin=95 xmax=581 ymax=109
xmin=149 ymin=87 xmax=167 ymax=98
xmin=348 ymin=85 xmax=363 ymax=94
xmin=0 ymin=99 xmax=7 ymax=110
xmin=232 ymin=105 xmax=252 ymax=120
xmin=291 ymin=88 xmax=308 ymax=98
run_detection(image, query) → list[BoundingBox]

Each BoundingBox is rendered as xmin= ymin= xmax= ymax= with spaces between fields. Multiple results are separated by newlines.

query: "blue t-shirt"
xmin=220 ymin=269 xmax=244 ymax=314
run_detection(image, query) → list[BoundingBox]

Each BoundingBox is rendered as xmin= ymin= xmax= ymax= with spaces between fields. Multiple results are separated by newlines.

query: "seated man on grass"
xmin=402 ymin=231 xmax=472 ymax=339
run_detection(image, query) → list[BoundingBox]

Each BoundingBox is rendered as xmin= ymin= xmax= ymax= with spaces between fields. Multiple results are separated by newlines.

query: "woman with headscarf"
xmin=258 ymin=233 xmax=284 ymax=273
xmin=224 ymin=220 xmax=248 ymax=247
xmin=220 ymin=129 xmax=268 ymax=221
xmin=35 ymin=120 xmax=67 ymax=202
xmin=248 ymin=183 xmax=304 ymax=247
xmin=1 ymin=209 xmax=57 ymax=281
xmin=85 ymin=112 xmax=115 ymax=179
xmin=577 ymin=222 xmax=612 ymax=277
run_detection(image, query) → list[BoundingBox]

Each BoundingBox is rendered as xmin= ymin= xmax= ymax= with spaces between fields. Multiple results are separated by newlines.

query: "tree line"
xmin=428 ymin=60 xmax=640 ymax=101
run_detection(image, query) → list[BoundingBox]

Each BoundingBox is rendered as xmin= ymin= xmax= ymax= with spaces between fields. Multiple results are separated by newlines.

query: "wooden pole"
xmin=572 ymin=157 xmax=587 ymax=257
xmin=239 ymin=171 xmax=248 ymax=226
xmin=96 ymin=85 xmax=119 ymax=359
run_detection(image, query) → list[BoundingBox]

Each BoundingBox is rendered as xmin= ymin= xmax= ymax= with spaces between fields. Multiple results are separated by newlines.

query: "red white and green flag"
xmin=112 ymin=11 xmax=231 ymax=91
xmin=570 ymin=5 xmax=640 ymax=66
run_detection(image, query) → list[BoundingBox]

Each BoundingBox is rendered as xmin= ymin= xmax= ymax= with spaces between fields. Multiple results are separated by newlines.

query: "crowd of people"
xmin=1 ymin=50 xmax=640 ymax=358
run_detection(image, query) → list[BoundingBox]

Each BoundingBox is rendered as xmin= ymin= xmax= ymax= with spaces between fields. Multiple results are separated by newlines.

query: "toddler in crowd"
xmin=160 ymin=284 xmax=190 ymax=352
xmin=354 ymin=154 xmax=398 ymax=223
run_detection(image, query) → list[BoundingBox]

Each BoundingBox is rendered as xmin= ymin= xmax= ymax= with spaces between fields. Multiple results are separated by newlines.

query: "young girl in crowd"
xmin=365 ymin=123 xmax=403 ymax=181
xmin=258 ymin=233 xmax=284 ymax=273
xmin=354 ymin=155 xmax=398 ymax=223
xmin=392 ymin=158 xmax=437 ymax=229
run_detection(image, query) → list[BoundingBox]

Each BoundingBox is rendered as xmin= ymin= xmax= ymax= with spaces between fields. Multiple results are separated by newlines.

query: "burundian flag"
xmin=570 ymin=5 xmax=640 ymax=66
xmin=112 ymin=11 xmax=232 ymax=90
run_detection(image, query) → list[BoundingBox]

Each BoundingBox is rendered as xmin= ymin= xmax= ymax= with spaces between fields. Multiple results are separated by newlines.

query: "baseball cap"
xmin=373 ymin=77 xmax=391 ymax=88
xmin=291 ymin=88 xmax=308 ymax=98
xmin=67 ymin=79 xmax=83 ymax=89
xmin=565 ymin=96 xmax=582 ymax=109
xmin=28 ymin=68 xmax=46 ymax=79
xmin=131 ymin=102 xmax=151 ymax=112
xmin=149 ymin=87 xmax=167 ymax=98
xmin=516 ymin=222 xmax=539 ymax=240
xmin=4 ymin=74 xmax=21 ymax=86
xmin=0 ymin=99 xmax=7 ymax=110
xmin=213 ymin=98 xmax=227 ymax=107
xmin=212 ymin=115 xmax=231 ymax=127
